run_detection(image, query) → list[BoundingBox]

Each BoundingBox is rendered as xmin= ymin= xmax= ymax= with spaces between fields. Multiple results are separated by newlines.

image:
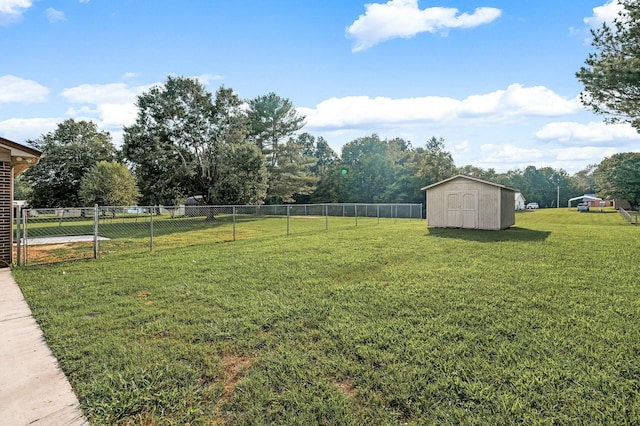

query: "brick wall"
xmin=0 ymin=162 xmax=11 ymax=266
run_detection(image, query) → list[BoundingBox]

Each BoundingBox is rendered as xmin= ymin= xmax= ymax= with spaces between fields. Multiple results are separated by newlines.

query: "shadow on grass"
xmin=426 ymin=226 xmax=550 ymax=242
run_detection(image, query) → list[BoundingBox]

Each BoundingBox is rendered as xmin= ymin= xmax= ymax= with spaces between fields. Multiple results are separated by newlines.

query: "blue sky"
xmin=1 ymin=0 xmax=637 ymax=173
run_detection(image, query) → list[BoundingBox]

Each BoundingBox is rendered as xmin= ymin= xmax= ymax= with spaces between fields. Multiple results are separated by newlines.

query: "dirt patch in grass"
xmin=334 ymin=378 xmax=357 ymax=399
xmin=15 ymin=242 xmax=93 ymax=264
xmin=211 ymin=353 xmax=254 ymax=424
xmin=122 ymin=413 xmax=163 ymax=426
xmin=220 ymin=354 xmax=253 ymax=400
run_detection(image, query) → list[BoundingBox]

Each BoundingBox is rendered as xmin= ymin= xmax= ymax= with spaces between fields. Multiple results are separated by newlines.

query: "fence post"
xmin=355 ymin=204 xmax=358 ymax=227
xmin=233 ymin=206 xmax=236 ymax=241
xmin=287 ymin=205 xmax=290 ymax=236
xmin=149 ymin=207 xmax=153 ymax=252
xmin=15 ymin=206 xmax=21 ymax=266
xmin=325 ymin=204 xmax=328 ymax=230
xmin=93 ymin=204 xmax=99 ymax=259
xmin=377 ymin=205 xmax=380 ymax=224
xmin=22 ymin=212 xmax=28 ymax=266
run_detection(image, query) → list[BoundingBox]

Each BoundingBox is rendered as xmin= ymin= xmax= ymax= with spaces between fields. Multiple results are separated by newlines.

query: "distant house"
xmin=515 ymin=192 xmax=526 ymax=211
xmin=583 ymin=194 xmax=612 ymax=207
xmin=422 ymin=175 xmax=517 ymax=230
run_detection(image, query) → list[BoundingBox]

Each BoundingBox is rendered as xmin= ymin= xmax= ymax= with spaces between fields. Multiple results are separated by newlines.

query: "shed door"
xmin=446 ymin=192 xmax=461 ymax=227
xmin=445 ymin=190 xmax=478 ymax=228
xmin=461 ymin=191 xmax=478 ymax=228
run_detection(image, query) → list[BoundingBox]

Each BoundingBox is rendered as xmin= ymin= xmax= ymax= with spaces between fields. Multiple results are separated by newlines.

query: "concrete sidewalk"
xmin=0 ymin=268 xmax=88 ymax=425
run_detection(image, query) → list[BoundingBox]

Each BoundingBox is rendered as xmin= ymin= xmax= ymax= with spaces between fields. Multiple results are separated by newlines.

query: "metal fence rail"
xmin=15 ymin=203 xmax=422 ymax=266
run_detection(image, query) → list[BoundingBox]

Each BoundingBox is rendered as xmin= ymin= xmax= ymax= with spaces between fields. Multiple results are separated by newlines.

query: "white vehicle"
xmin=526 ymin=202 xmax=539 ymax=209
xmin=577 ymin=203 xmax=589 ymax=212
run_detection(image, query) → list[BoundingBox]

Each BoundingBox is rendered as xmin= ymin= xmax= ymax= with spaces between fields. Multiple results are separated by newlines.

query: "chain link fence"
xmin=15 ymin=203 xmax=422 ymax=266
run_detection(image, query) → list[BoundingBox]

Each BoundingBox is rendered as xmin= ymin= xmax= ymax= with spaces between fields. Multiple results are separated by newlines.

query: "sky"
xmin=0 ymin=0 xmax=637 ymax=174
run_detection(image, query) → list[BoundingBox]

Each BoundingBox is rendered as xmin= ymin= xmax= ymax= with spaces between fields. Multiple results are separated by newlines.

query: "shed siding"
xmin=426 ymin=186 xmax=444 ymax=227
xmin=425 ymin=175 xmax=516 ymax=230
xmin=500 ymin=189 xmax=516 ymax=229
xmin=477 ymin=185 xmax=500 ymax=230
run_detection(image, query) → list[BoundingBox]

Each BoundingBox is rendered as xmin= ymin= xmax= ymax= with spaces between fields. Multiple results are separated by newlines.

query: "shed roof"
xmin=421 ymin=174 xmax=517 ymax=192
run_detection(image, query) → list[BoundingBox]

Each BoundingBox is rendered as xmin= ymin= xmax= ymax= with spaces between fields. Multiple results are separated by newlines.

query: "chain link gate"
xmin=15 ymin=205 xmax=100 ymax=266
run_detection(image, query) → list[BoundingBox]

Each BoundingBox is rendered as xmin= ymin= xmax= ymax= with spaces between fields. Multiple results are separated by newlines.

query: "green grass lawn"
xmin=12 ymin=208 xmax=640 ymax=425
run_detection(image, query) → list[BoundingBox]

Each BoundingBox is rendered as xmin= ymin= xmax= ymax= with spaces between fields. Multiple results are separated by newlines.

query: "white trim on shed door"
xmin=445 ymin=190 xmax=478 ymax=228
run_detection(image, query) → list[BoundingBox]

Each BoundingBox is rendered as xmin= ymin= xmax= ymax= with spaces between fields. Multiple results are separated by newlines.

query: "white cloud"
xmin=61 ymin=82 xmax=143 ymax=104
xmin=480 ymin=143 xmax=545 ymax=163
xmin=584 ymin=0 xmax=623 ymax=29
xmin=554 ymin=146 xmax=619 ymax=161
xmin=453 ymin=140 xmax=469 ymax=153
xmin=95 ymin=103 xmax=138 ymax=129
xmin=449 ymin=140 xmax=625 ymax=174
xmin=0 ymin=75 xmax=49 ymax=103
xmin=0 ymin=0 xmax=31 ymax=25
xmin=37 ymin=77 xmax=222 ymax=145
xmin=194 ymin=73 xmax=224 ymax=85
xmin=60 ymin=82 xmax=152 ymax=142
xmin=0 ymin=117 xmax=61 ymax=142
xmin=66 ymin=105 xmax=97 ymax=116
xmin=470 ymin=144 xmax=603 ymax=173
xmin=299 ymin=83 xmax=580 ymax=130
xmin=46 ymin=8 xmax=66 ymax=23
xmin=346 ymin=0 xmax=501 ymax=51
xmin=535 ymin=121 xmax=640 ymax=144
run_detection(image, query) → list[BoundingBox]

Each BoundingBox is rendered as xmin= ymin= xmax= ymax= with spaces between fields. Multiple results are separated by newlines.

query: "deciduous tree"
xmin=412 ymin=136 xmax=457 ymax=187
xmin=595 ymin=152 xmax=640 ymax=209
xmin=570 ymin=163 xmax=598 ymax=194
xmin=577 ymin=0 xmax=640 ymax=130
xmin=209 ymin=142 xmax=268 ymax=205
xmin=79 ymin=161 xmax=140 ymax=206
xmin=340 ymin=134 xmax=396 ymax=203
xmin=123 ymin=77 xmax=267 ymax=207
xmin=22 ymin=119 xmax=117 ymax=208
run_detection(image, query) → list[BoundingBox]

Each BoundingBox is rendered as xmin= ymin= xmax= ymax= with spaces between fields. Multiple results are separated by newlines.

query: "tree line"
xmin=16 ymin=71 xmax=640 ymax=211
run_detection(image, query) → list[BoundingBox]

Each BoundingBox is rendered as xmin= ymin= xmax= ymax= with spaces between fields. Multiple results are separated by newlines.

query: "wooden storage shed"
xmin=422 ymin=175 xmax=517 ymax=230
xmin=0 ymin=137 xmax=41 ymax=266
